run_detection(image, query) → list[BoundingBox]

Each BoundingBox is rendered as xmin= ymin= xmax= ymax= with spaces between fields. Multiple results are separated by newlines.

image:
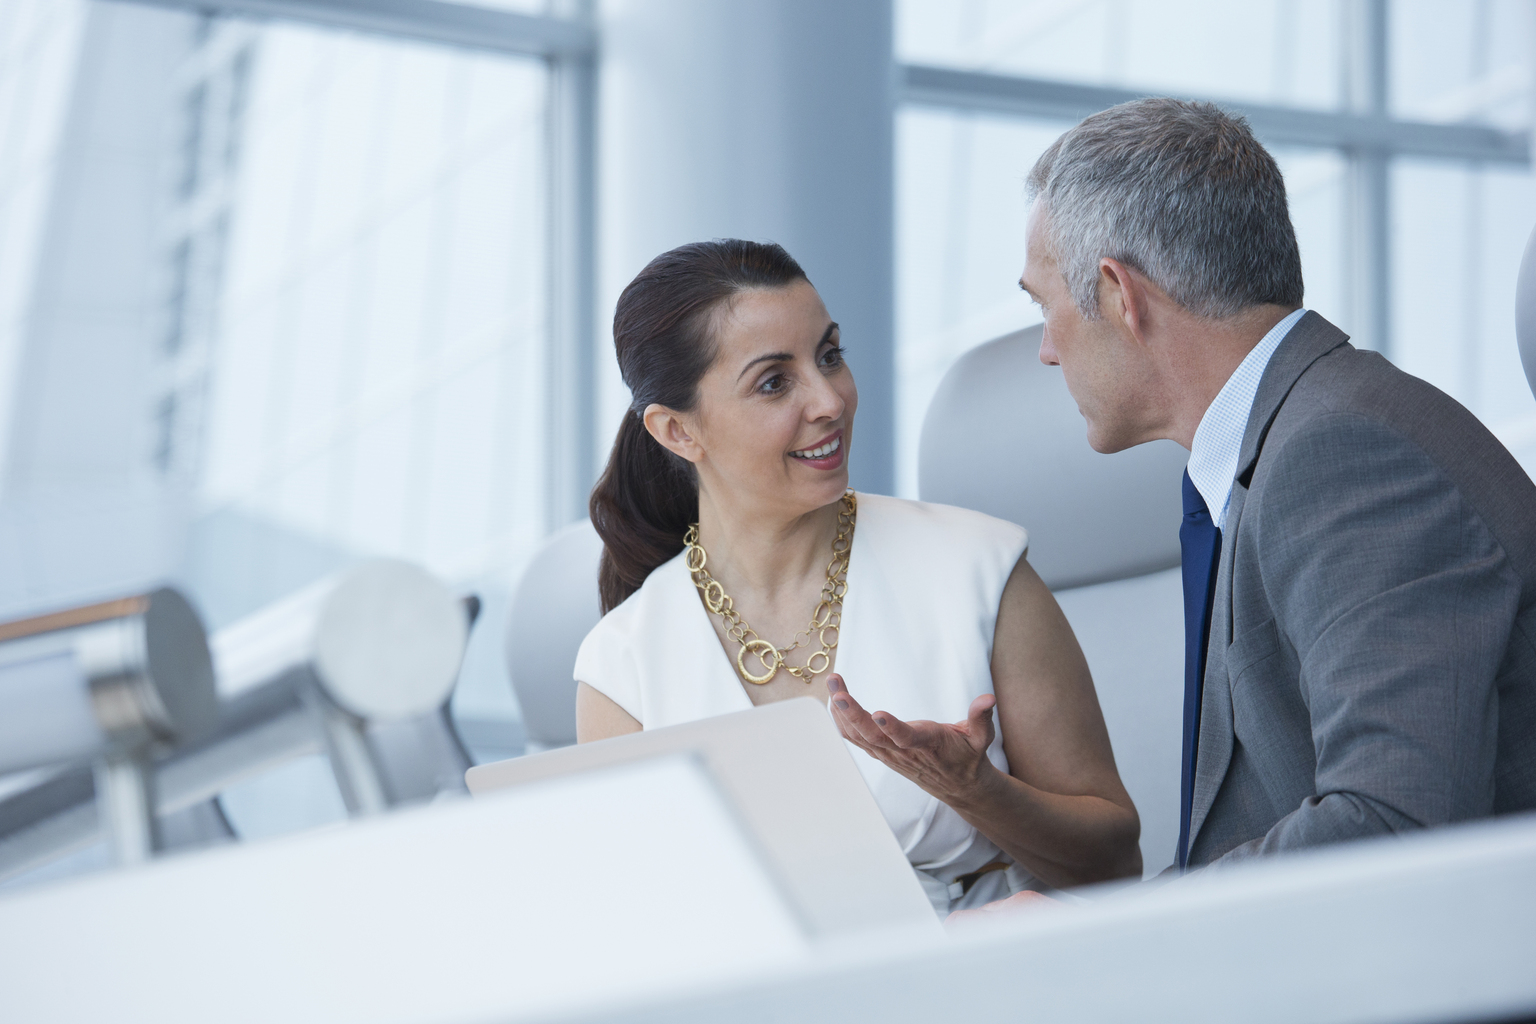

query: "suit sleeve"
xmin=1213 ymin=412 xmax=1518 ymax=862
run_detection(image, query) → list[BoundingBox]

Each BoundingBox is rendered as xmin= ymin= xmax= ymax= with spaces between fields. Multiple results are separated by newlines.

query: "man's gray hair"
xmin=1027 ymin=97 xmax=1304 ymax=320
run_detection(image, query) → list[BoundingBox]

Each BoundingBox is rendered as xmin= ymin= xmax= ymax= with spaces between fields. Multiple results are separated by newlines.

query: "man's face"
xmin=1021 ymin=205 xmax=1153 ymax=454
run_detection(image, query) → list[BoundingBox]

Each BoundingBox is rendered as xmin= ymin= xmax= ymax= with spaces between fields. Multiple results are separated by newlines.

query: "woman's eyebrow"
xmin=734 ymin=322 xmax=839 ymax=382
xmin=736 ymin=351 xmax=793 ymax=382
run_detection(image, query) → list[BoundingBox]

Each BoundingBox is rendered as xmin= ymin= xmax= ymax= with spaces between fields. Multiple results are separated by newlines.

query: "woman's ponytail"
xmin=589 ymin=239 xmax=807 ymax=613
xmin=590 ymin=410 xmax=698 ymax=613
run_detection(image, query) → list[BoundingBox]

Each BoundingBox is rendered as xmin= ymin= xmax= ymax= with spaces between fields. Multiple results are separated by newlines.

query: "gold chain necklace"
xmin=684 ymin=491 xmax=856 ymax=686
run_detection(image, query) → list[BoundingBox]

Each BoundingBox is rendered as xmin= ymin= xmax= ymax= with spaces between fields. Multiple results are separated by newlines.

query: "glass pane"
xmin=1390 ymin=0 xmax=1532 ymax=128
xmin=176 ymin=19 xmax=549 ymax=633
xmin=0 ymin=0 xmax=88 ymax=406
xmin=1392 ymin=159 xmax=1536 ymax=436
xmin=897 ymin=0 xmax=1344 ymax=112
xmin=895 ymin=109 xmax=1051 ymax=498
xmin=1274 ymin=146 xmax=1348 ymax=340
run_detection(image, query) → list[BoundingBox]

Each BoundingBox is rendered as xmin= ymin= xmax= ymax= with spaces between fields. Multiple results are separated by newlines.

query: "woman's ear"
xmin=642 ymin=403 xmax=703 ymax=464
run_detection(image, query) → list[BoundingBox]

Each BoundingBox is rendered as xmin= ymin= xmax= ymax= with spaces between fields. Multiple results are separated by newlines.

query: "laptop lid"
xmin=466 ymin=697 xmax=938 ymax=937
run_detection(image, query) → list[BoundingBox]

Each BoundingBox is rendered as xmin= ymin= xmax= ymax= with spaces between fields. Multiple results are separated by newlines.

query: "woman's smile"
xmin=788 ymin=430 xmax=844 ymax=469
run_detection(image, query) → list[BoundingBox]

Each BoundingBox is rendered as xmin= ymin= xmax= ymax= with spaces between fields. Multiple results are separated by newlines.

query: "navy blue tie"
xmin=1177 ymin=469 xmax=1222 ymax=870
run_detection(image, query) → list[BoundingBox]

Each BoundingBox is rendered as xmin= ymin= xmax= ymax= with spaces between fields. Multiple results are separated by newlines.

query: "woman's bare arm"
xmin=830 ymin=554 xmax=1141 ymax=888
xmin=983 ymin=552 xmax=1141 ymax=882
xmin=575 ymin=681 xmax=642 ymax=742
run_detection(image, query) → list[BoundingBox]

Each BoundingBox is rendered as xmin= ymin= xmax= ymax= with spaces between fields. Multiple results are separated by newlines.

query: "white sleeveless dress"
xmin=573 ymin=492 xmax=1038 ymax=915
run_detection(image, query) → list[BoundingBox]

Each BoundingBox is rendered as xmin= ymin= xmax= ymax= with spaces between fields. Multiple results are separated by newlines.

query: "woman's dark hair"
xmin=590 ymin=239 xmax=808 ymax=613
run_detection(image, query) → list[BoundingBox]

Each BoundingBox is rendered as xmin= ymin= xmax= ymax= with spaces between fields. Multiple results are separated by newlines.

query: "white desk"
xmin=574 ymin=812 xmax=1536 ymax=1024
xmin=3 ymin=744 xmax=1532 ymax=1024
xmin=0 ymin=756 xmax=809 ymax=1024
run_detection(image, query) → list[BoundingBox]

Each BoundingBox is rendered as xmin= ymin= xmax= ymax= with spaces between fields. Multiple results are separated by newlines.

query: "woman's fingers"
xmin=828 ymin=680 xmax=897 ymax=750
xmin=965 ymin=694 xmax=998 ymax=751
xmin=832 ymin=677 xmax=928 ymax=751
xmin=872 ymin=712 xmax=925 ymax=749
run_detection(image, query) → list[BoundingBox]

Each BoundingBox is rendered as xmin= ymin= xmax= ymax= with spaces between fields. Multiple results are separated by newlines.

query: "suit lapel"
xmin=1185 ymin=312 xmax=1350 ymax=855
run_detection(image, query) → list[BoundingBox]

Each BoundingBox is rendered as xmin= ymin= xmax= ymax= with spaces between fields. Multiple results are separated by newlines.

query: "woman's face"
xmin=658 ymin=280 xmax=857 ymax=519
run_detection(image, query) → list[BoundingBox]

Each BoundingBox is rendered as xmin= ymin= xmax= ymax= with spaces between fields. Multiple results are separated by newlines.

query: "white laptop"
xmin=466 ymin=696 xmax=938 ymax=937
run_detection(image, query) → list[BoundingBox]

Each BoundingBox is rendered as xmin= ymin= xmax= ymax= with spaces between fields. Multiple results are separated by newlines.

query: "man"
xmin=834 ymin=97 xmax=1536 ymax=881
xmin=1023 ymin=97 xmax=1536 ymax=869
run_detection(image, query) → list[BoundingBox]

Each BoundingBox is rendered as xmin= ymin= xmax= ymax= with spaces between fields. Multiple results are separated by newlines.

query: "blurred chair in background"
xmin=0 ymin=560 xmax=476 ymax=885
xmin=203 ymin=560 xmax=473 ymax=826
xmin=0 ymin=589 xmax=218 ymax=866
xmin=1515 ymin=224 xmax=1536 ymax=404
xmin=920 ymin=324 xmax=1190 ymax=874
xmin=504 ymin=520 xmax=605 ymax=752
xmin=347 ymin=595 xmax=482 ymax=808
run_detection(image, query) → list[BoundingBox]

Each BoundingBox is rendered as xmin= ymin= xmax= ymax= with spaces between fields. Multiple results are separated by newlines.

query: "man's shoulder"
xmin=1283 ymin=343 xmax=1465 ymax=431
xmin=1270 ymin=344 xmax=1513 ymax=476
xmin=1255 ymin=342 xmax=1536 ymax=570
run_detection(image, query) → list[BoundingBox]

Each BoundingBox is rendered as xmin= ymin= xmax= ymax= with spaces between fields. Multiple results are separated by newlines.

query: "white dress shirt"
xmin=1186 ymin=307 xmax=1308 ymax=530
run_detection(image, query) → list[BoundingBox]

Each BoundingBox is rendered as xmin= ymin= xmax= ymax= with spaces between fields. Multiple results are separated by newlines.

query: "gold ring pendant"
xmin=737 ymin=638 xmax=779 ymax=685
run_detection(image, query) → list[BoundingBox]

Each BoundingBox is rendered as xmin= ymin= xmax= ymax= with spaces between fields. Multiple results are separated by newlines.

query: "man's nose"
xmin=1039 ymin=330 xmax=1059 ymax=366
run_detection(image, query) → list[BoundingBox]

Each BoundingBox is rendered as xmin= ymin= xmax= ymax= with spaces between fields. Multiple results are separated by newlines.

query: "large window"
xmin=177 ymin=18 xmax=549 ymax=617
xmin=0 ymin=5 xmax=562 ymax=851
xmin=895 ymin=0 xmax=1536 ymax=496
xmin=152 ymin=15 xmax=557 ymax=756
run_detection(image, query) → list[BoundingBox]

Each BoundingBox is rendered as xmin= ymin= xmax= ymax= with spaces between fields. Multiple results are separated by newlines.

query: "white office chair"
xmin=920 ymin=324 xmax=1190 ymax=874
xmin=504 ymin=520 xmax=605 ymax=751
xmin=1516 ymin=225 xmax=1536 ymax=403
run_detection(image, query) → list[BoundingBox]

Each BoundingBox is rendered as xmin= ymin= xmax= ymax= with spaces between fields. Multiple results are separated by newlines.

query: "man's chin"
xmin=1084 ymin=424 xmax=1133 ymax=455
xmin=1083 ymin=411 xmax=1173 ymax=453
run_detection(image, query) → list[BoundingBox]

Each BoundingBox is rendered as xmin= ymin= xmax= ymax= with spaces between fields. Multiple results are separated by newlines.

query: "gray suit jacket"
xmin=1187 ymin=311 xmax=1536 ymax=866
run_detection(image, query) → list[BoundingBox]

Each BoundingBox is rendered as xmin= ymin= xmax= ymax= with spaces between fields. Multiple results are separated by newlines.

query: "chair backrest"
xmin=919 ymin=324 xmax=1190 ymax=874
xmin=918 ymin=324 xmax=1186 ymax=589
xmin=504 ymin=520 xmax=605 ymax=749
xmin=1516 ymin=224 xmax=1536 ymax=402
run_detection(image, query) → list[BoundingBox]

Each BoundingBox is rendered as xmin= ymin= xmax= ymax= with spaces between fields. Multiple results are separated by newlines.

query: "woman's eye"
xmin=759 ymin=373 xmax=788 ymax=394
xmin=819 ymin=346 xmax=845 ymax=368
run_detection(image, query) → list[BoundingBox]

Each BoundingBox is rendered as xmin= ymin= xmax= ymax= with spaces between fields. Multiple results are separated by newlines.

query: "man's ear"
xmin=642 ymin=403 xmax=703 ymax=464
xmin=1098 ymin=257 xmax=1150 ymax=344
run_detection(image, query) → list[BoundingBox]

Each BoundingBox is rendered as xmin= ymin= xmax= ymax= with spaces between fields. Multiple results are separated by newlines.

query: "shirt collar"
xmin=1186 ymin=307 xmax=1308 ymax=530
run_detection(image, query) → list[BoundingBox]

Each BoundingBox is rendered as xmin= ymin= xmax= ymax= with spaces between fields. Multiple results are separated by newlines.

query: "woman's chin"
xmin=797 ymin=465 xmax=852 ymax=506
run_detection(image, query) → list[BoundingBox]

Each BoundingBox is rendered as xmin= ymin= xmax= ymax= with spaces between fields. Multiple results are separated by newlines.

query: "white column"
xmin=597 ymin=0 xmax=896 ymax=494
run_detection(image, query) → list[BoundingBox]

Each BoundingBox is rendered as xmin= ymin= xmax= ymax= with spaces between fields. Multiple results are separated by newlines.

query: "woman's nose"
xmin=805 ymin=371 xmax=845 ymax=420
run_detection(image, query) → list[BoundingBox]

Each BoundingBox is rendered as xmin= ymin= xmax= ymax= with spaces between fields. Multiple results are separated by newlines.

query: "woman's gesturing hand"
xmin=826 ymin=674 xmax=1000 ymax=807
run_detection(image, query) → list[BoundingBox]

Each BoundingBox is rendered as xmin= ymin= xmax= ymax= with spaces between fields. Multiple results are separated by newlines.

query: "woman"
xmin=576 ymin=239 xmax=1141 ymax=914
